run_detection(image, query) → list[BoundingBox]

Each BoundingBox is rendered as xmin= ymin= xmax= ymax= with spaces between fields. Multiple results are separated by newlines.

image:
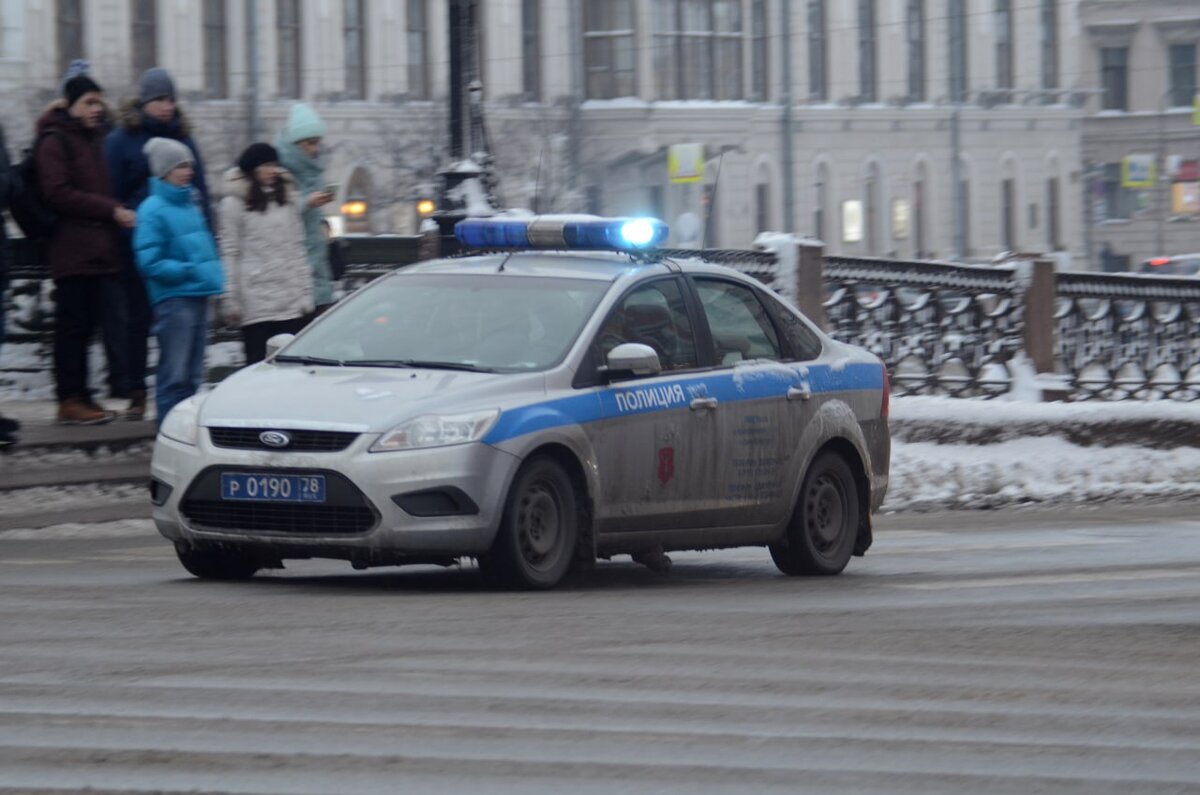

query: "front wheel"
xmin=175 ymin=543 xmax=261 ymax=581
xmin=769 ymin=451 xmax=860 ymax=576
xmin=478 ymin=457 xmax=579 ymax=590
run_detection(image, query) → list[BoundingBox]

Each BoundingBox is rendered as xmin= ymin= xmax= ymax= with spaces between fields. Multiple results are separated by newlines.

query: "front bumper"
xmin=150 ymin=429 xmax=521 ymax=558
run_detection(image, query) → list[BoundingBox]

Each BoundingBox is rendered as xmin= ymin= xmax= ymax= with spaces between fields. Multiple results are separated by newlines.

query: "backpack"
xmin=8 ymin=130 xmax=72 ymax=241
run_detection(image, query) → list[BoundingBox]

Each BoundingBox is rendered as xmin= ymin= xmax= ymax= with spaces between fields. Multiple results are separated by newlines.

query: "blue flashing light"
xmin=455 ymin=216 xmax=668 ymax=253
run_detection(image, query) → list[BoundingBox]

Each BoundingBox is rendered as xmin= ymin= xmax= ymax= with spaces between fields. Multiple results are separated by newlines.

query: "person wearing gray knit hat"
xmin=143 ymin=137 xmax=193 ymax=179
xmin=138 ymin=67 xmax=176 ymax=105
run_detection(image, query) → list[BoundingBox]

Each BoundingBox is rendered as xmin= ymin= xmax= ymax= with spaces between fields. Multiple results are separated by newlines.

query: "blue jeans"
xmin=153 ymin=296 xmax=208 ymax=428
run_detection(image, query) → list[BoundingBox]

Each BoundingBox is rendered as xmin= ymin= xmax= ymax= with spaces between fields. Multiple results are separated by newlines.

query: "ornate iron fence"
xmin=1054 ymin=272 xmax=1200 ymax=401
xmin=6 ymin=234 xmax=1200 ymax=401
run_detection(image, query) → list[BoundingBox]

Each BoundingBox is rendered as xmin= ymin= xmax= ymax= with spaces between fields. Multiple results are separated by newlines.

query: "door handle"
xmin=787 ymin=385 xmax=812 ymax=401
xmin=689 ymin=396 xmax=719 ymax=411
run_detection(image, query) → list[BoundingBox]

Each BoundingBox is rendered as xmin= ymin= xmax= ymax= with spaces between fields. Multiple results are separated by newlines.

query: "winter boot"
xmin=57 ymin=398 xmax=116 ymax=426
xmin=124 ymin=390 xmax=147 ymax=421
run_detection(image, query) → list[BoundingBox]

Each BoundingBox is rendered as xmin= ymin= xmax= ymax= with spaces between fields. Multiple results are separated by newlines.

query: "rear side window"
xmin=758 ymin=291 xmax=823 ymax=361
xmin=693 ymin=278 xmax=782 ymax=365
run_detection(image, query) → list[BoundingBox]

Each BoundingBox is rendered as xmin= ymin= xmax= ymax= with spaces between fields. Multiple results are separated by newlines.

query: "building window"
xmin=521 ymin=0 xmax=540 ymax=100
xmin=405 ymin=0 xmax=428 ymax=100
xmin=1101 ymin=47 xmax=1128 ymax=111
xmin=995 ymin=0 xmax=1013 ymax=91
xmin=652 ymin=0 xmax=743 ymax=101
xmin=858 ymin=0 xmax=877 ymax=102
xmin=1046 ymin=177 xmax=1060 ymax=248
xmin=131 ymin=0 xmax=157 ymax=81
xmin=277 ymin=0 xmax=302 ymax=99
xmin=1169 ymin=44 xmax=1197 ymax=108
xmin=907 ymin=0 xmax=925 ymax=101
xmin=808 ymin=0 xmax=827 ymax=100
xmin=948 ymin=0 xmax=968 ymax=103
xmin=1103 ymin=163 xmax=1135 ymax=219
xmin=585 ymin=0 xmax=636 ymax=99
xmin=56 ymin=0 xmax=84 ymax=77
xmin=202 ymin=0 xmax=228 ymax=99
xmin=750 ymin=0 xmax=768 ymax=100
xmin=1001 ymin=178 xmax=1015 ymax=250
xmin=755 ymin=182 xmax=769 ymax=233
xmin=344 ymin=0 xmax=367 ymax=99
xmin=1041 ymin=0 xmax=1058 ymax=94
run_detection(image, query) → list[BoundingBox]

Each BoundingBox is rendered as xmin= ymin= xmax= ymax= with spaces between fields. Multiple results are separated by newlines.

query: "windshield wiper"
xmin=344 ymin=359 xmax=496 ymax=373
xmin=273 ymin=354 xmax=344 ymax=366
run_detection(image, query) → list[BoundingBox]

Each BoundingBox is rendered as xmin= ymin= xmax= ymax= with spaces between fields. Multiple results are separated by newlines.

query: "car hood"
xmin=198 ymin=363 xmax=539 ymax=432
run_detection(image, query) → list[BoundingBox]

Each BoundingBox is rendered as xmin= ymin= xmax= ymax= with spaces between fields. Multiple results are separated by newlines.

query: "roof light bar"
xmin=455 ymin=216 xmax=668 ymax=253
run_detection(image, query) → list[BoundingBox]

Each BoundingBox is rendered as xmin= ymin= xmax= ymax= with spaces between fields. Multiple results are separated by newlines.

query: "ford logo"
xmin=259 ymin=431 xmax=292 ymax=448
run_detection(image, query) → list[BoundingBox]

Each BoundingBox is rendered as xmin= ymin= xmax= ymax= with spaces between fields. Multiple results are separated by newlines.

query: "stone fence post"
xmin=1022 ymin=258 xmax=1068 ymax=401
xmin=796 ymin=241 xmax=827 ymax=331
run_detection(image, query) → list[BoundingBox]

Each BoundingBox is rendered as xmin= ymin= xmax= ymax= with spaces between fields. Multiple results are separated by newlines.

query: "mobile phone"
xmin=323 ymin=183 xmax=339 ymax=196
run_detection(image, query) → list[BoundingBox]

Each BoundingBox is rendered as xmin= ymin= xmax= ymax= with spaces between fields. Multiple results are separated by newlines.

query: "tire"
xmin=479 ymin=457 xmax=579 ymax=590
xmin=175 ymin=543 xmax=261 ymax=581
xmin=769 ymin=451 xmax=860 ymax=576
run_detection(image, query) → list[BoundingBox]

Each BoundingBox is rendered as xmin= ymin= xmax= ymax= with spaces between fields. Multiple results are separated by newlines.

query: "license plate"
xmin=220 ymin=473 xmax=326 ymax=503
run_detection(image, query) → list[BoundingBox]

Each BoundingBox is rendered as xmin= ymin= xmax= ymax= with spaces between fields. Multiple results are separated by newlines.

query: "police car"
xmin=151 ymin=216 xmax=890 ymax=589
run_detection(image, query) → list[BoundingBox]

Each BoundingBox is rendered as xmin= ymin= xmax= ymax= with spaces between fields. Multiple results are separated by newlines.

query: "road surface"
xmin=1 ymin=505 xmax=1198 ymax=794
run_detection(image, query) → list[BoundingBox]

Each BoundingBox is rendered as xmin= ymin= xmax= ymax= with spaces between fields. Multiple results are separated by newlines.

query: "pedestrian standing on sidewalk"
xmin=0 ymin=123 xmax=18 ymax=446
xmin=133 ymin=138 xmax=223 ymax=428
xmin=37 ymin=75 xmax=133 ymax=425
xmin=274 ymin=103 xmax=335 ymax=315
xmin=105 ymin=67 xmax=214 ymax=420
xmin=218 ymin=142 xmax=313 ymax=365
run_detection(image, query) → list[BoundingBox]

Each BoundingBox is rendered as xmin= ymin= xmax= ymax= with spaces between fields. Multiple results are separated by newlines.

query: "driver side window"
xmin=594 ymin=279 xmax=698 ymax=371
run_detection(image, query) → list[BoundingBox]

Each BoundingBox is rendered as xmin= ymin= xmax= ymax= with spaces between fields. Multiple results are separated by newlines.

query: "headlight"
xmin=159 ymin=397 xmax=201 ymax=446
xmin=371 ymin=409 xmax=500 ymax=452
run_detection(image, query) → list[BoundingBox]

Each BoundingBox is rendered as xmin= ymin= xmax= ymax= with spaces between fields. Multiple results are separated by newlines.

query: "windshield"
xmin=283 ymin=273 xmax=610 ymax=372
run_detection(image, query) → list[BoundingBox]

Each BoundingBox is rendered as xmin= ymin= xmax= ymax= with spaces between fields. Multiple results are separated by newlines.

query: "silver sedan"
xmin=151 ymin=239 xmax=890 ymax=589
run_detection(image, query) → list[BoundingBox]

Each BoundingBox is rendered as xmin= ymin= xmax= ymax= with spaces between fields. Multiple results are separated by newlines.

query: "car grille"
xmin=208 ymin=427 xmax=359 ymax=452
xmin=180 ymin=468 xmax=377 ymax=535
xmin=181 ymin=500 xmax=376 ymax=534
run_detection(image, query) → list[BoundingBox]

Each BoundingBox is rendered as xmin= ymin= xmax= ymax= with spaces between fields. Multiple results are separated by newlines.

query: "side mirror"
xmin=604 ymin=342 xmax=661 ymax=379
xmin=265 ymin=333 xmax=295 ymax=359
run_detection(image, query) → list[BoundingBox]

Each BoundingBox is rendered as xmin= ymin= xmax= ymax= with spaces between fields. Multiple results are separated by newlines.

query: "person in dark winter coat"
xmin=37 ymin=75 xmax=135 ymax=425
xmin=0 ymin=124 xmax=17 ymax=445
xmin=134 ymin=138 xmax=223 ymax=427
xmin=104 ymin=67 xmax=212 ymax=420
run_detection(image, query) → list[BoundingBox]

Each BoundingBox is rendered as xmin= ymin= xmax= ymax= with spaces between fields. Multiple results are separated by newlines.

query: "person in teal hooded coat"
xmin=274 ymin=103 xmax=335 ymax=311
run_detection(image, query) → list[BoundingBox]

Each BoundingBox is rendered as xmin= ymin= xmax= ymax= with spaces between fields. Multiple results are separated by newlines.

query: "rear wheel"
xmin=479 ymin=457 xmax=578 ymax=590
xmin=769 ymin=451 xmax=860 ymax=576
xmin=175 ymin=543 xmax=261 ymax=581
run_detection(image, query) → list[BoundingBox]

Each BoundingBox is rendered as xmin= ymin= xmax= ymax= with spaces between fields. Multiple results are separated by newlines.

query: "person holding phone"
xmin=219 ymin=142 xmax=314 ymax=365
xmin=274 ymin=103 xmax=335 ymax=316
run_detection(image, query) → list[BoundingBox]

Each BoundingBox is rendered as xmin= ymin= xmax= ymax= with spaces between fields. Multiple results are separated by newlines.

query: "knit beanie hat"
xmin=237 ymin=142 xmax=279 ymax=175
xmin=143 ymin=137 xmax=194 ymax=179
xmin=63 ymin=75 xmax=103 ymax=108
xmin=282 ymin=103 xmax=326 ymax=143
xmin=59 ymin=58 xmax=92 ymax=93
xmin=138 ymin=67 xmax=176 ymax=104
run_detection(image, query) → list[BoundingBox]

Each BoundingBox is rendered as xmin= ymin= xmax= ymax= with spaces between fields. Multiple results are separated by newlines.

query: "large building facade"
xmin=0 ymin=1 xmax=1186 ymax=268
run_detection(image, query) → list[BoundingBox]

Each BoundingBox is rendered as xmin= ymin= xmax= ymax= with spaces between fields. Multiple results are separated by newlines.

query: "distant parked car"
xmin=1140 ymin=254 xmax=1200 ymax=277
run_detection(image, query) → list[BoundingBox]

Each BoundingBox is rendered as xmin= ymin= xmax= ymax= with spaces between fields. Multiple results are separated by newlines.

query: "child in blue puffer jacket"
xmin=133 ymin=137 xmax=224 ymax=427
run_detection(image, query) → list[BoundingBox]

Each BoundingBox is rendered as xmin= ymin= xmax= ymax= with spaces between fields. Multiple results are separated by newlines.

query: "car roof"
xmin=402 ymin=251 xmax=672 ymax=282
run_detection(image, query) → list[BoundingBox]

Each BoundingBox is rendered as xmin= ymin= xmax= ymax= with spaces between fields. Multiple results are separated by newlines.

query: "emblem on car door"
xmin=657 ymin=446 xmax=675 ymax=486
xmin=259 ymin=430 xmax=292 ymax=448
